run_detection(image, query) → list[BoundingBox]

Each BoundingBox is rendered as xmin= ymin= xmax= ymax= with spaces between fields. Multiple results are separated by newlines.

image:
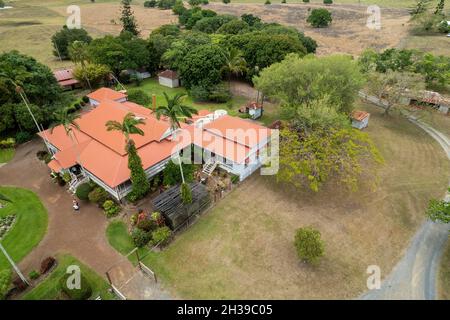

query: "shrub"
xmin=151 ymin=226 xmax=172 ymax=246
xmin=264 ymin=0 xmax=271 ymax=4
xmin=144 ymin=0 xmax=157 ymax=7
xmin=60 ymin=273 xmax=92 ymax=300
xmin=230 ymin=174 xmax=239 ymax=184
xmin=0 ymin=270 xmax=11 ymax=300
xmin=82 ymin=96 xmax=89 ymax=103
xmin=137 ymin=218 xmax=157 ymax=232
xmin=15 ymin=132 xmax=32 ymax=144
xmin=438 ymin=20 xmax=450 ymax=34
xmin=43 ymin=153 xmax=52 ymax=164
xmin=281 ymin=0 xmax=286 ymax=3
xmin=190 ymin=85 xmax=210 ymax=102
xmin=307 ymin=8 xmax=332 ymax=28
xmin=158 ymin=0 xmax=176 ymax=9
xmin=12 ymin=277 xmax=28 ymax=292
xmin=40 ymin=256 xmax=56 ymax=274
xmin=163 ymin=161 xmax=195 ymax=186
xmin=127 ymin=89 xmax=151 ymax=106
xmin=0 ymin=0 xmax=5 ymax=8
xmin=323 ymin=0 xmax=332 ymax=4
xmin=294 ymin=227 xmax=325 ymax=264
xmin=36 ymin=150 xmax=49 ymax=160
xmin=151 ymin=211 xmax=165 ymax=226
xmin=118 ymin=70 xmax=132 ymax=84
xmin=0 ymin=138 xmax=15 ymax=149
xmin=303 ymin=0 xmax=309 ymax=2
xmin=29 ymin=270 xmax=40 ymax=280
xmin=223 ymin=0 xmax=230 ymax=3
xmin=88 ymin=187 xmax=109 ymax=206
xmin=62 ymin=172 xmax=72 ymax=183
xmin=131 ymin=228 xmax=151 ymax=247
xmin=208 ymin=83 xmax=231 ymax=103
xmin=75 ymin=183 xmax=93 ymax=201
xmin=103 ymin=200 xmax=121 ymax=218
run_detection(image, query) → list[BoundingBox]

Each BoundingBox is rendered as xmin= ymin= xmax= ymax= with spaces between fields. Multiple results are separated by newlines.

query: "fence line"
xmin=138 ymin=261 xmax=157 ymax=283
xmin=111 ymin=284 xmax=127 ymax=300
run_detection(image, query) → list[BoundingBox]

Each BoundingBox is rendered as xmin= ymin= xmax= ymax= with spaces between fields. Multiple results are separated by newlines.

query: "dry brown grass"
xmin=206 ymin=2 xmax=411 ymax=56
xmin=142 ymin=102 xmax=450 ymax=299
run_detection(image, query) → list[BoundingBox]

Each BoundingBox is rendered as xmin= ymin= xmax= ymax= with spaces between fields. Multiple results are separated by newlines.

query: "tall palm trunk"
xmin=18 ymin=90 xmax=52 ymax=155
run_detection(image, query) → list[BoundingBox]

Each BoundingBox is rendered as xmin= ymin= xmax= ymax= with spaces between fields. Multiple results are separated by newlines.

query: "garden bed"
xmin=22 ymin=254 xmax=115 ymax=300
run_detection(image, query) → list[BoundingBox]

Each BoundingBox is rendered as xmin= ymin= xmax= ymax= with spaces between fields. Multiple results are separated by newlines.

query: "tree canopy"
xmin=254 ymin=53 xmax=365 ymax=114
xmin=51 ymin=26 xmax=92 ymax=60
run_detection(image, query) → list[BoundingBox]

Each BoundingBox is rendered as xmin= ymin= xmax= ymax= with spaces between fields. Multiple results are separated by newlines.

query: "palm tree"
xmin=105 ymin=112 xmax=145 ymax=146
xmin=0 ymin=69 xmax=52 ymax=154
xmin=221 ymin=47 xmax=247 ymax=89
xmin=50 ymin=107 xmax=84 ymax=173
xmin=105 ymin=113 xmax=149 ymax=199
xmin=155 ymin=93 xmax=197 ymax=185
xmin=68 ymin=40 xmax=92 ymax=90
xmin=155 ymin=93 xmax=198 ymax=136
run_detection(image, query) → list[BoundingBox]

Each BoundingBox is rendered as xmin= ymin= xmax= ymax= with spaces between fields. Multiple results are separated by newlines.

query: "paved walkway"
xmin=360 ymin=111 xmax=450 ymax=299
xmin=0 ymin=140 xmax=127 ymax=276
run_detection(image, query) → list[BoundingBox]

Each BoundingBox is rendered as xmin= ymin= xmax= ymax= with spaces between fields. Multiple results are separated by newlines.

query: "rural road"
xmin=361 ymin=117 xmax=450 ymax=300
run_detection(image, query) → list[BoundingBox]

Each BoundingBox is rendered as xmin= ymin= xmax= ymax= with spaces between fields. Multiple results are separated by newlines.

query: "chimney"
xmin=152 ymin=94 xmax=156 ymax=111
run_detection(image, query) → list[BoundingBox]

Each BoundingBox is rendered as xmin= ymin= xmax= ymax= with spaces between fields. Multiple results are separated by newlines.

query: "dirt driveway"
xmin=0 ymin=139 xmax=126 ymax=276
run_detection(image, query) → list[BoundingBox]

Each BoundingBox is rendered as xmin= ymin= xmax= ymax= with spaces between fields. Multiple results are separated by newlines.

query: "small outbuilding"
xmin=53 ymin=68 xmax=80 ymax=90
xmin=158 ymin=70 xmax=180 ymax=88
xmin=239 ymin=101 xmax=263 ymax=119
xmin=351 ymin=110 xmax=370 ymax=130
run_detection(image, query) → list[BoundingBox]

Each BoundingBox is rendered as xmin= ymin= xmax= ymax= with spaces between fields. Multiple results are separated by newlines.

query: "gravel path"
xmin=361 ymin=117 xmax=450 ymax=300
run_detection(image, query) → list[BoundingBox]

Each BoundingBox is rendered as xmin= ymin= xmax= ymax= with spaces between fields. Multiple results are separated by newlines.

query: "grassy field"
xmin=22 ymin=254 xmax=115 ymax=300
xmin=439 ymin=240 xmax=450 ymax=300
xmin=210 ymin=0 xmax=418 ymax=8
xmin=0 ymin=148 xmax=15 ymax=163
xmin=0 ymin=187 xmax=48 ymax=271
xmin=127 ymin=78 xmax=248 ymax=114
xmin=106 ymin=102 xmax=449 ymax=299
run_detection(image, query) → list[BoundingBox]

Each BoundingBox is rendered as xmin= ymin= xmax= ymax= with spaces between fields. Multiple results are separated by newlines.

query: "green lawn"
xmin=0 ymin=187 xmax=48 ymax=271
xmin=127 ymin=78 xmax=247 ymax=116
xmin=106 ymin=221 xmax=147 ymax=265
xmin=106 ymin=102 xmax=449 ymax=299
xmin=0 ymin=148 xmax=15 ymax=163
xmin=22 ymin=254 xmax=115 ymax=300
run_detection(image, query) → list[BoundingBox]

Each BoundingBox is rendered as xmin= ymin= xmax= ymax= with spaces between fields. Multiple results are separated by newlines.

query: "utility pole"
xmin=0 ymin=242 xmax=30 ymax=286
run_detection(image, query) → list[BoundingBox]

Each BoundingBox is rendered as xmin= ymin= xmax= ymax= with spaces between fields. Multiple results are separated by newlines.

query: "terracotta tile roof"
xmin=48 ymin=159 xmax=63 ymax=172
xmin=351 ymin=110 xmax=370 ymax=122
xmin=158 ymin=69 xmax=178 ymax=80
xmin=87 ymin=87 xmax=127 ymax=102
xmin=39 ymin=88 xmax=273 ymax=188
xmin=203 ymin=115 xmax=271 ymax=148
xmin=75 ymin=100 xmax=170 ymax=155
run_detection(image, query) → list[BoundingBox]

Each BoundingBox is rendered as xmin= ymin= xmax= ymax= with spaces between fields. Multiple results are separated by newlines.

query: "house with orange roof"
xmin=39 ymin=87 xmax=272 ymax=201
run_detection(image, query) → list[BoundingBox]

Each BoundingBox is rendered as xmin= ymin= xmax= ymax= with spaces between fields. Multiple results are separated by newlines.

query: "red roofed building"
xmin=39 ymin=88 xmax=273 ymax=200
xmin=87 ymin=87 xmax=128 ymax=106
xmin=158 ymin=69 xmax=180 ymax=88
xmin=351 ymin=110 xmax=370 ymax=130
xmin=53 ymin=68 xmax=80 ymax=90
